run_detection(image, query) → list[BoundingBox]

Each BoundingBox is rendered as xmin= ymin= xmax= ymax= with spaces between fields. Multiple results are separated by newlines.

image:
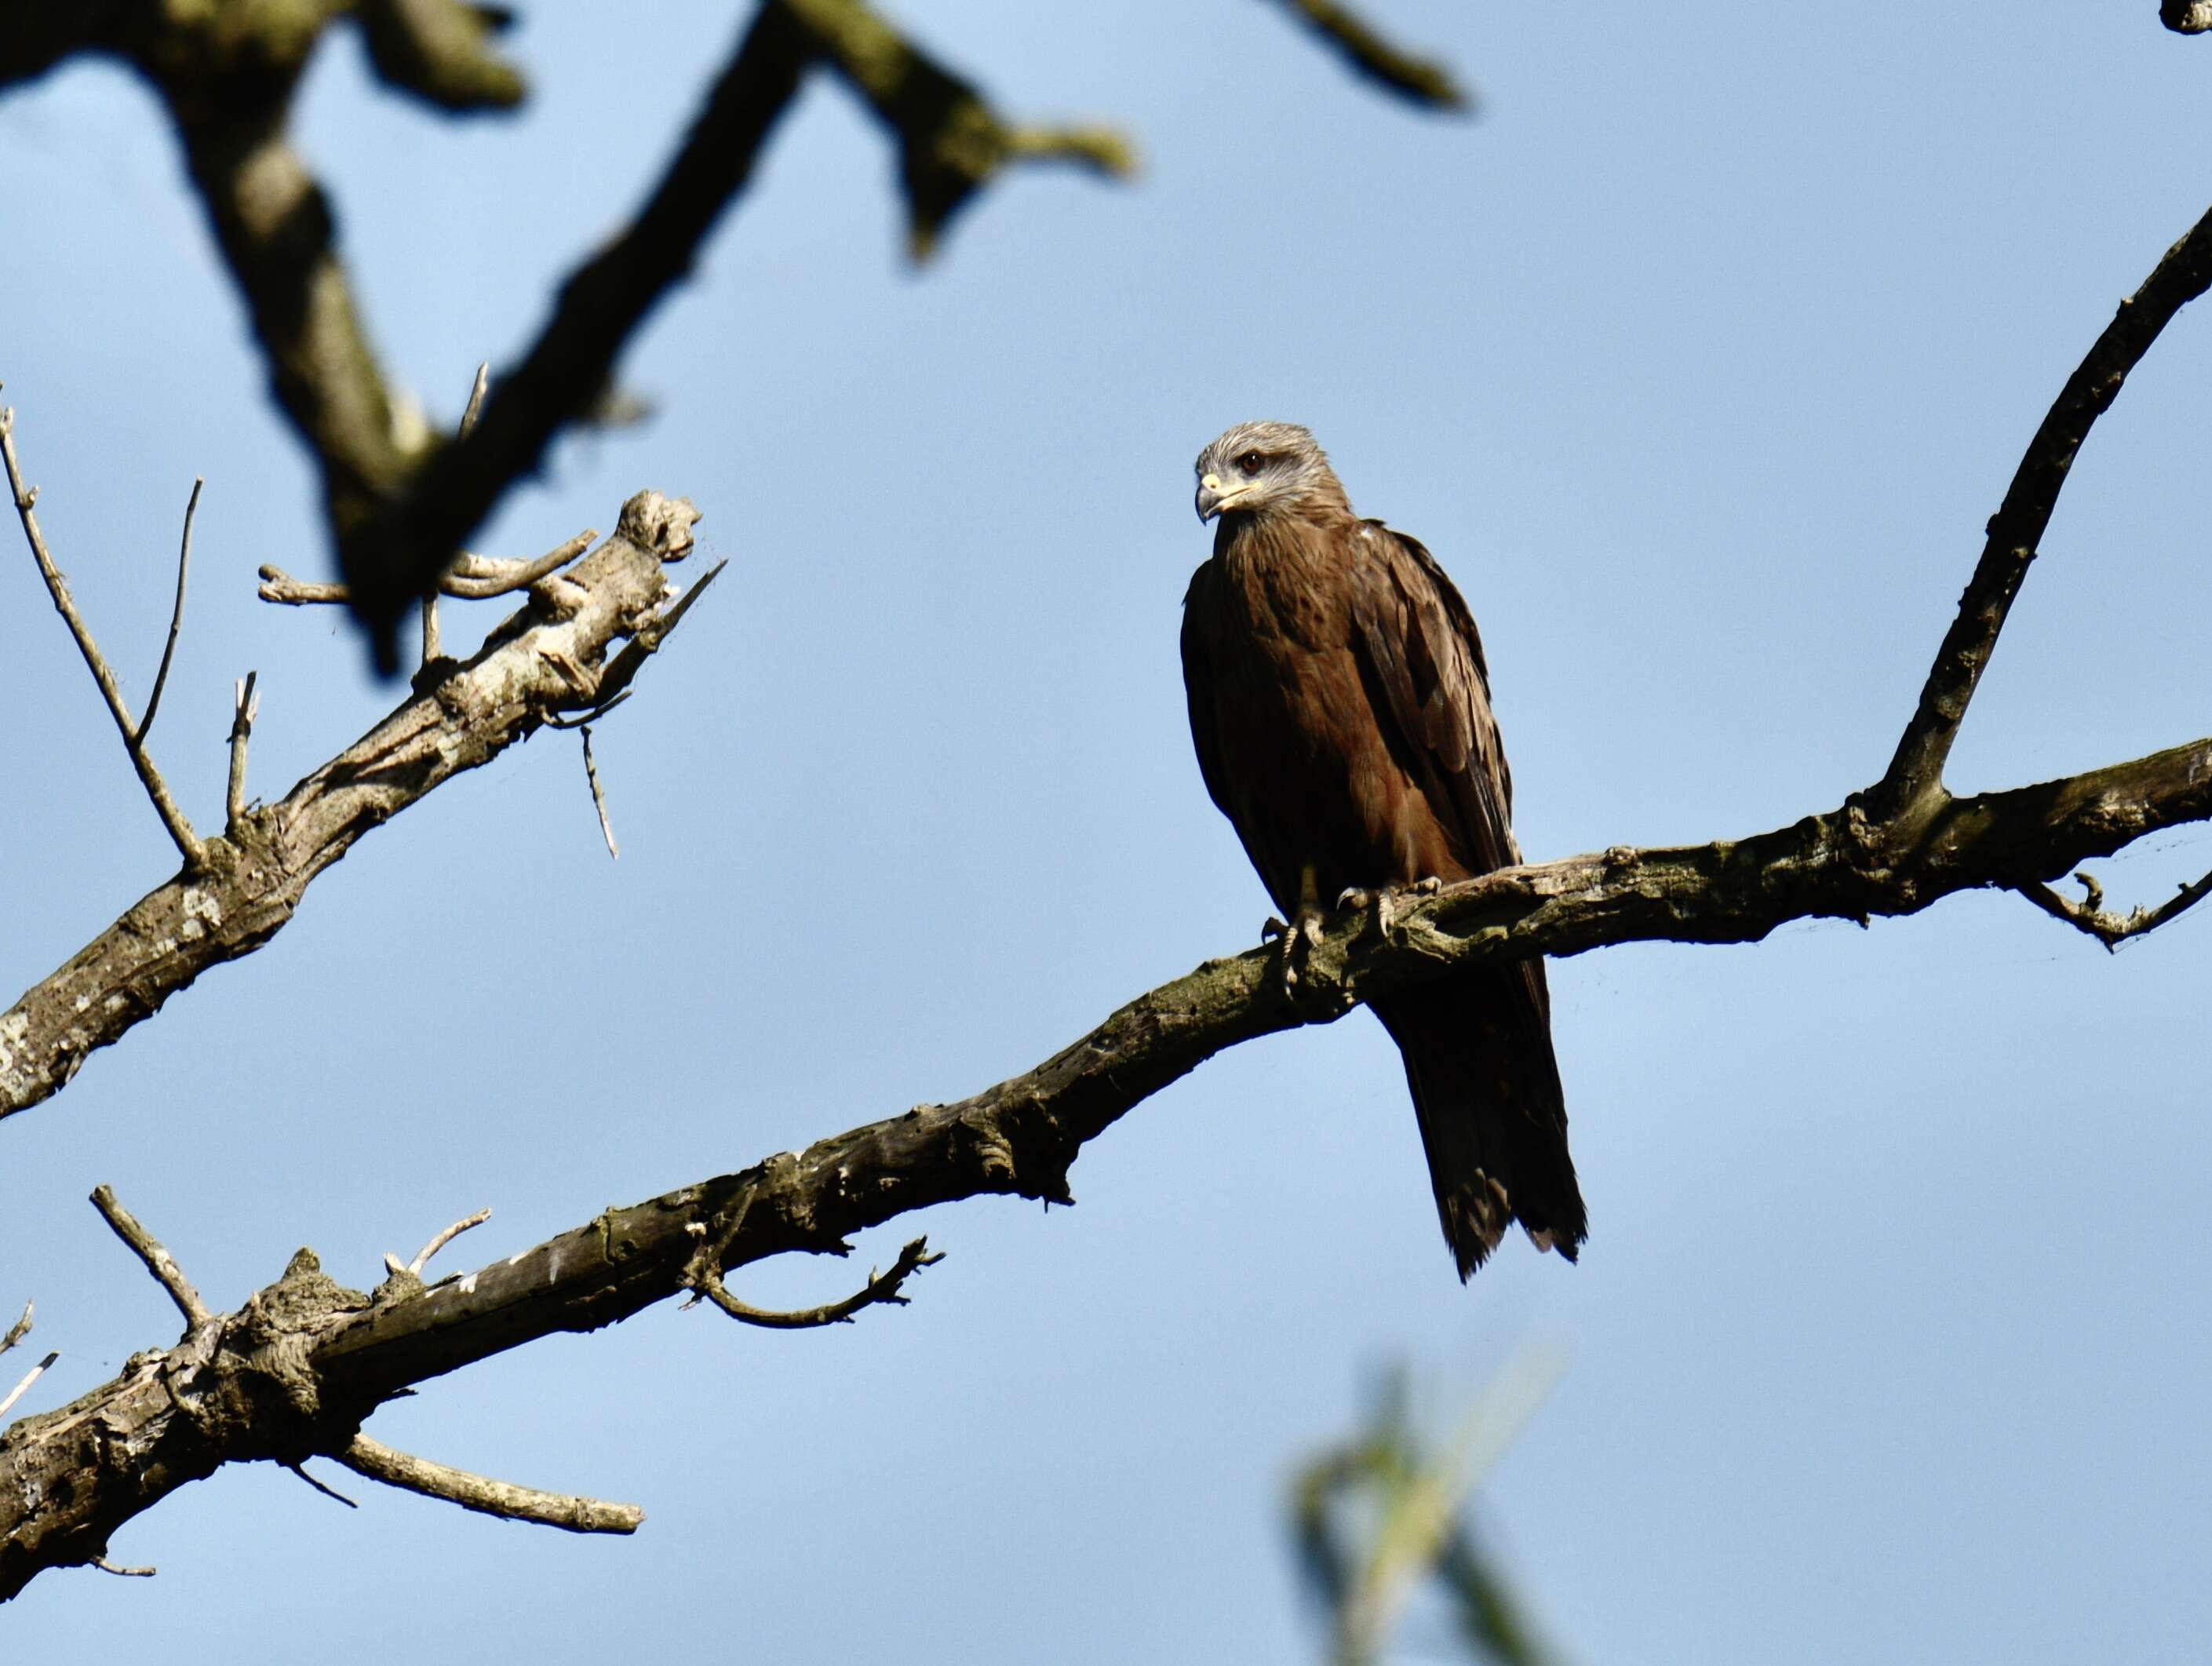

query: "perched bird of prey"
xmin=1179 ymin=421 xmax=1586 ymax=1278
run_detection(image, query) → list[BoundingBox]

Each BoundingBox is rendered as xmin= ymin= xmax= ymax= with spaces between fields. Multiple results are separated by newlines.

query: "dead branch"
xmin=1 ymin=491 xmax=709 ymax=1122
xmin=136 ymin=476 xmax=201 ymax=743
xmin=2016 ymin=867 xmax=2212 ymax=950
xmin=284 ymin=1462 xmax=359 ymax=1511
xmin=225 ymin=672 xmax=260 ymax=832
xmin=0 ymin=1304 xmax=53 ymax=1425
xmin=258 ymin=530 xmax=598 ymax=607
xmin=580 ymin=727 xmax=619 ymax=859
xmin=408 ymin=1209 xmax=492 ymax=1277
xmin=89 ymin=1187 xmax=208 ymax=1329
xmin=1 ymin=401 xmax=204 ymax=868
xmin=0 ymin=1354 xmax=56 ymax=1424
xmin=688 ymin=1188 xmax=942 ymax=1328
xmin=1871 ymin=200 xmax=2212 ymax=821
xmin=337 ymin=1435 xmax=643 ymax=1534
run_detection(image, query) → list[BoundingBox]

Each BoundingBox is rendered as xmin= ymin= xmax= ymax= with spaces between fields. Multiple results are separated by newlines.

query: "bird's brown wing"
xmin=1347 ymin=523 xmax=1585 ymax=1276
xmin=1179 ymin=560 xmax=1232 ymax=822
xmin=1344 ymin=525 xmax=1518 ymax=878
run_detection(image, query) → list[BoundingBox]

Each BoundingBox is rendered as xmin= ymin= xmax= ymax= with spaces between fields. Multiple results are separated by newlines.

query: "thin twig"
xmin=563 ymin=557 xmax=727 ymax=719
xmin=459 ymin=362 xmax=490 ymax=436
xmin=0 ymin=1352 xmax=57 ymax=1421
xmin=256 ymin=568 xmax=351 ymax=604
xmin=1 ymin=1300 xmax=29 ymax=1357
xmin=541 ymin=691 xmax=630 ymax=731
xmin=137 ymin=476 xmax=201 ymax=742
xmin=422 ymin=364 xmax=490 ymax=663
xmin=438 ymin=530 xmax=596 ymax=598
xmin=89 ymin=1185 xmax=208 ymax=1326
xmin=227 ymin=670 xmax=259 ymax=830
xmin=90 ymin=1556 xmax=156 ymax=1578
xmin=337 ymin=1435 xmax=643 ymax=1534
xmin=581 ymin=726 xmax=618 ymax=860
xmin=409 ymin=1207 xmax=492 ymax=1275
xmin=2017 ymin=866 xmax=2212 ymax=951
xmin=0 ymin=401 xmax=204 ymax=866
xmin=285 ymin=1461 xmax=359 ymax=1509
xmin=1872 ymin=201 xmax=2212 ymax=818
xmin=261 ymin=529 xmax=597 ymax=607
xmin=692 ymin=1234 xmax=942 ymax=1329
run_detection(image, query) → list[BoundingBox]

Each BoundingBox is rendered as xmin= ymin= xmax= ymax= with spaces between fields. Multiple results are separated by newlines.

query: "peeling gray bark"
xmin=0 ymin=490 xmax=705 ymax=1120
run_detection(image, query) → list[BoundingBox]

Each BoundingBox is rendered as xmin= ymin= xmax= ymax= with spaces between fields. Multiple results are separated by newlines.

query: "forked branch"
xmin=2 ymin=490 xmax=712 ymax=1121
xmin=2016 ymin=867 xmax=2212 ymax=950
xmin=1 ymin=400 xmax=204 ymax=868
xmin=1871 ymin=201 xmax=2212 ymax=819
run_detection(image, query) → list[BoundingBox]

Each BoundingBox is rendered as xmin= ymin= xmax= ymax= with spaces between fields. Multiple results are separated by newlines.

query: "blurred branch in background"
xmin=1270 ymin=0 xmax=1470 ymax=111
xmin=1293 ymin=1353 xmax=1564 ymax=1665
xmin=0 ymin=1 xmax=1464 ymax=670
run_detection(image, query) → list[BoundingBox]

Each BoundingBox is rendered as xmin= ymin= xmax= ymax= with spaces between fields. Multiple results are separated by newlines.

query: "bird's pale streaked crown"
xmin=1193 ymin=421 xmax=1351 ymax=523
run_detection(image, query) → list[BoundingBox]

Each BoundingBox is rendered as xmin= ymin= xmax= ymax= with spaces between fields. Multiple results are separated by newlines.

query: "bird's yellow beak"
xmin=1196 ymin=472 xmax=1241 ymax=523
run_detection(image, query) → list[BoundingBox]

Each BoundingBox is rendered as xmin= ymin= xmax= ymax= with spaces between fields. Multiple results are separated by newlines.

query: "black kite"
xmin=1179 ymin=421 xmax=1586 ymax=1278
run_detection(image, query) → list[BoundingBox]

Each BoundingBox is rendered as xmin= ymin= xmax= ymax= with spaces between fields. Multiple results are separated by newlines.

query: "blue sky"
xmin=4 ymin=4 xmax=2210 ymax=1660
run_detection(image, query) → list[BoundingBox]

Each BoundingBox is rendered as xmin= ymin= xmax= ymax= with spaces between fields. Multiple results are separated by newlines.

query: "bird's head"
xmin=1193 ymin=421 xmax=1349 ymax=523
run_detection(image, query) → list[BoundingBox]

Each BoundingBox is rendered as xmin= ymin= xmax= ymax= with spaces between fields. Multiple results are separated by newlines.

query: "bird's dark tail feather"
xmin=1372 ymin=963 xmax=1587 ymax=1281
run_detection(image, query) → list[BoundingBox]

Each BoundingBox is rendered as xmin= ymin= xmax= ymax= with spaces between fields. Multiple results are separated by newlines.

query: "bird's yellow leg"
xmin=1335 ymin=875 xmax=1444 ymax=939
xmin=1262 ymin=864 xmax=1328 ymax=997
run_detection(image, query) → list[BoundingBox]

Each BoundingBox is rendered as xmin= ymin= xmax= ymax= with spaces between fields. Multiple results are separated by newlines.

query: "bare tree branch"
xmin=408 ymin=1208 xmax=492 ymax=1277
xmin=338 ymin=1435 xmax=643 ymax=1534
xmin=2016 ymin=866 xmax=2212 ymax=950
xmin=688 ymin=1201 xmax=942 ymax=1329
xmin=1 ymin=400 xmax=205 ymax=868
xmin=136 ymin=476 xmax=201 ymax=744
xmin=89 ymin=1187 xmax=208 ymax=1329
xmin=284 ymin=1462 xmax=359 ymax=1511
xmin=0 ymin=1354 xmax=57 ymax=1425
xmin=1871 ymin=202 xmax=2212 ymax=820
xmin=580 ymin=727 xmax=619 ymax=860
xmin=0 ymin=1304 xmax=53 ymax=1425
xmin=1 ymin=492 xmax=709 ymax=1122
xmin=1271 ymin=0 xmax=1470 ymax=110
xmin=9 ymin=697 xmax=2207 ymax=1595
xmin=225 ymin=672 xmax=260 ymax=832
xmin=258 ymin=530 xmax=598 ymax=606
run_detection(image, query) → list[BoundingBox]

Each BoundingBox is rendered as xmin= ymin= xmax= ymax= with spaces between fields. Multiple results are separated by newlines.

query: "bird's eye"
xmin=1236 ymin=450 xmax=1265 ymax=474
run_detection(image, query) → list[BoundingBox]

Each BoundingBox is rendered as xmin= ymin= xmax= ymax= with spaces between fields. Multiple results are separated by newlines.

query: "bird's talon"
xmin=1412 ymin=876 xmax=1442 ymax=895
xmin=1336 ymin=887 xmax=1371 ymax=911
xmin=1260 ymin=915 xmax=1288 ymax=944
